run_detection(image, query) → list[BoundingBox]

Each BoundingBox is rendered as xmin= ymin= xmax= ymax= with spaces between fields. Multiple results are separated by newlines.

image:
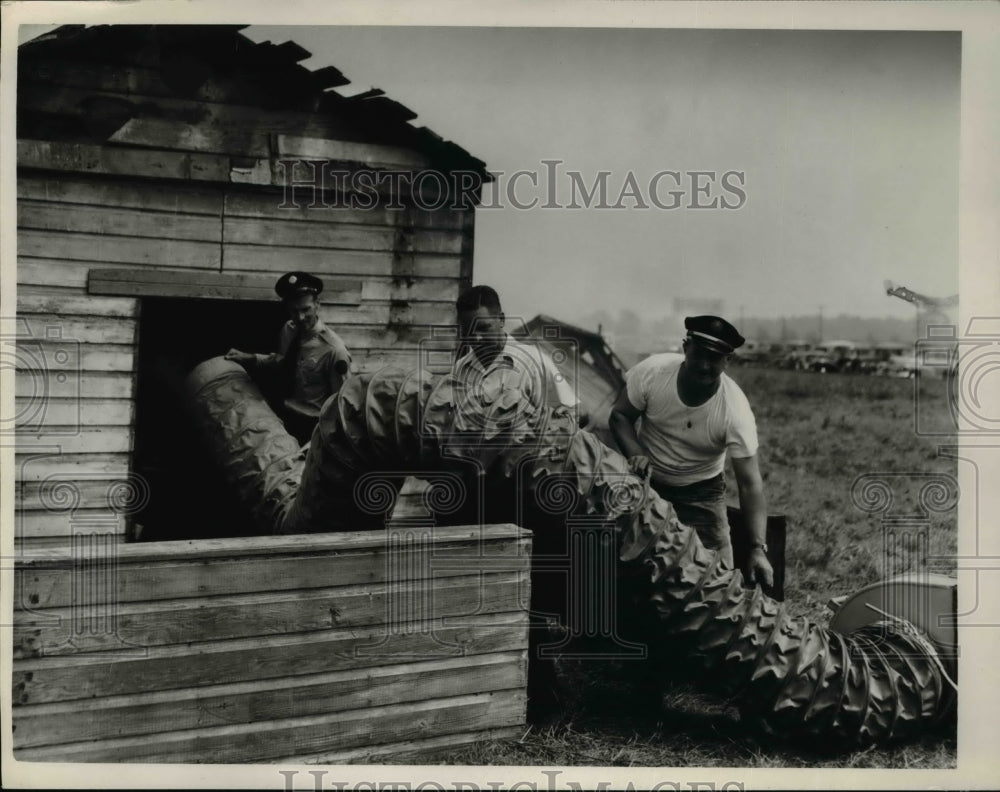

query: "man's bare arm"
xmin=608 ymin=390 xmax=650 ymax=476
xmin=731 ymin=454 xmax=774 ymax=587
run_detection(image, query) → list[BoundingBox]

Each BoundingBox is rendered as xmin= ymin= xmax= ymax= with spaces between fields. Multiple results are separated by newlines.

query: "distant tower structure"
xmin=884 ymin=281 xmax=958 ymax=339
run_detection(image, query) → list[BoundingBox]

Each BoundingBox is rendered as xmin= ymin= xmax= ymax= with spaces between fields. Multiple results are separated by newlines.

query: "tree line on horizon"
xmin=572 ymin=309 xmax=933 ymax=358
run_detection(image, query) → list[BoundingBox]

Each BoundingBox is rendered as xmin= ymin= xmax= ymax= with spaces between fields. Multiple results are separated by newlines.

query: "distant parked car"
xmin=885 ymin=353 xmax=918 ymax=377
xmin=806 ymin=353 xmax=839 ymax=374
xmin=733 ymin=341 xmax=772 ymax=366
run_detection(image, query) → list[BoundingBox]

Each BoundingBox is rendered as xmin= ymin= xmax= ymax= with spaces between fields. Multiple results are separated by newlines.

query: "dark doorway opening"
xmin=131 ymin=296 xmax=287 ymax=542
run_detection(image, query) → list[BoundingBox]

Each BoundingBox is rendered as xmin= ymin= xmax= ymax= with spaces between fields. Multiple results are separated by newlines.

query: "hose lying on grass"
xmin=184 ymin=357 xmax=956 ymax=747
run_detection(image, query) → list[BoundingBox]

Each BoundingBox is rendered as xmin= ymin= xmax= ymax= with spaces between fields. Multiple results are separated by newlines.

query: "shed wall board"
xmin=16 ymin=170 xmax=469 ymax=544
xmin=12 ymin=525 xmax=531 ymax=762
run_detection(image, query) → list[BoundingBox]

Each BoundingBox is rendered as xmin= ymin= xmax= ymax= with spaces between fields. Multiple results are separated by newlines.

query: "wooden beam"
xmin=17 ymin=258 xmax=198 ymax=295
xmin=14 ymin=453 xmax=131 ymax=482
xmin=224 ymin=189 xmax=463 ymax=231
xmin=18 ymin=82 xmax=360 ymax=146
xmin=13 ymin=690 xmax=526 ymax=763
xmin=19 ymin=132 xmax=484 ymax=196
xmin=15 ymin=368 xmax=134 ymax=400
xmin=15 ymin=535 xmax=126 ymax=552
xmin=13 ymin=611 xmax=529 ymax=703
xmin=222 ymin=216 xmax=463 ymax=255
xmin=14 ymin=398 xmax=134 ymax=427
xmin=276 ymin=134 xmax=429 ymax=170
xmin=11 ymin=338 xmax=135 ymax=373
xmin=107 ymin=117 xmax=270 ymax=158
xmin=13 ymin=652 xmax=525 ymax=749
xmin=7 ymin=315 xmax=135 ymax=345
xmin=222 ymin=245 xmax=460 ymax=279
xmin=8 ymin=424 xmax=131 ymax=453
xmin=22 ymin=536 xmax=530 ymax=607
xmin=18 ymin=174 xmax=223 ymax=216
xmin=286 ymin=323 xmax=454 ymax=350
xmin=18 ymin=139 xmax=230 ymax=183
xmin=19 ymin=229 xmax=222 ymax=270
xmin=15 ymin=572 xmax=529 ymax=657
xmin=16 ymin=476 xmax=136 ymax=512
xmin=16 ymin=293 xmax=139 ymax=318
xmin=21 ymin=58 xmax=348 ymax=107
xmin=361 ymin=278 xmax=461 ymax=303
xmin=16 ymin=522 xmax=529 ymax=564
xmin=14 ymin=511 xmax=124 ymax=541
xmin=87 ymin=268 xmax=363 ymax=305
xmin=19 ymin=200 xmax=222 ymax=243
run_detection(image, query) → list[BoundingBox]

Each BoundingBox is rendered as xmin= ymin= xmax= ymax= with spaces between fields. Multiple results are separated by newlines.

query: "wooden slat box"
xmin=12 ymin=524 xmax=531 ymax=763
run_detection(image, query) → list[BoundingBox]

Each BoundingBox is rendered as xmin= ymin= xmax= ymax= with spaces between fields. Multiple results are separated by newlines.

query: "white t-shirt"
xmin=625 ymin=353 xmax=758 ymax=486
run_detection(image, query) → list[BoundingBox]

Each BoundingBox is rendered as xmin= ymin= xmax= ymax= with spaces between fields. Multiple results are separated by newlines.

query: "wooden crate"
xmin=11 ymin=523 xmax=531 ymax=763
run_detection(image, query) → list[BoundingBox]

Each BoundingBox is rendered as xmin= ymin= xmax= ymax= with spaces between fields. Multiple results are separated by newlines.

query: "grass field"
xmin=414 ymin=366 xmax=959 ymax=769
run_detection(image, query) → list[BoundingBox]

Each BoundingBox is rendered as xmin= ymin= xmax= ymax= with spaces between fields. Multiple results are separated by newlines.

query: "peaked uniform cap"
xmin=275 ymin=271 xmax=324 ymax=300
xmin=684 ymin=315 xmax=745 ymax=353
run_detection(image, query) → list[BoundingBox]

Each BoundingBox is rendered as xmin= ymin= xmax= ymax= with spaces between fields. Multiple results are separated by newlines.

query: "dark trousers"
xmin=651 ymin=473 xmax=734 ymax=567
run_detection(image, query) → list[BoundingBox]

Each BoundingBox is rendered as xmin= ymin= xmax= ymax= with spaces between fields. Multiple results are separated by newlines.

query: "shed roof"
xmin=19 ymin=24 xmax=490 ymax=179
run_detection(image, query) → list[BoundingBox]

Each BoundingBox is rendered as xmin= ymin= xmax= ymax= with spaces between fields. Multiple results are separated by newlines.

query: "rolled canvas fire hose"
xmin=185 ymin=357 xmax=956 ymax=747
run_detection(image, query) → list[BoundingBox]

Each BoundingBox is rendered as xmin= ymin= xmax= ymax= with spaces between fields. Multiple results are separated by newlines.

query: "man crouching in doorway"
xmin=226 ymin=271 xmax=351 ymax=446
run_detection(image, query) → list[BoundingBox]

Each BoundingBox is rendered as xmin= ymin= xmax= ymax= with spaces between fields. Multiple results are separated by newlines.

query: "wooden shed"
xmin=12 ymin=24 xmax=530 ymax=762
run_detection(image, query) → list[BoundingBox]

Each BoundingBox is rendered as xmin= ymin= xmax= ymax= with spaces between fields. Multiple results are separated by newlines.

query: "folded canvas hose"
xmin=185 ymin=358 xmax=956 ymax=747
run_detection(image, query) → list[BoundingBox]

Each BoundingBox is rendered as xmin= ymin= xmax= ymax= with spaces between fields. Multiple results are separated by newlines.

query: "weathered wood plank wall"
xmin=16 ymin=30 xmax=482 ymax=546
xmin=16 ymin=162 xmax=469 ymax=544
xmin=15 ymin=171 xmax=467 ymax=543
xmin=12 ymin=524 xmax=530 ymax=762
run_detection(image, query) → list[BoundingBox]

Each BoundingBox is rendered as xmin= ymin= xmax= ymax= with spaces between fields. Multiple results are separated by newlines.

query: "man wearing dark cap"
xmin=609 ymin=315 xmax=773 ymax=587
xmin=225 ymin=271 xmax=352 ymax=445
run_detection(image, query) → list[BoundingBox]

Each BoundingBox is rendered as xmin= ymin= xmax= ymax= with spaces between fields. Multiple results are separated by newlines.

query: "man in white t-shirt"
xmin=609 ymin=315 xmax=773 ymax=587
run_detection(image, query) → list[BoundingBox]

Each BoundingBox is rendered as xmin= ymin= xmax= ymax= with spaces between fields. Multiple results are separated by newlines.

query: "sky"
xmin=15 ymin=23 xmax=961 ymax=326
xmin=246 ymin=26 xmax=960 ymax=326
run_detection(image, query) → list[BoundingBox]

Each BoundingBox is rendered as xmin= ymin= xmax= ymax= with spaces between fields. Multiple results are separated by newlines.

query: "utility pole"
xmin=818 ymin=305 xmax=824 ymax=343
